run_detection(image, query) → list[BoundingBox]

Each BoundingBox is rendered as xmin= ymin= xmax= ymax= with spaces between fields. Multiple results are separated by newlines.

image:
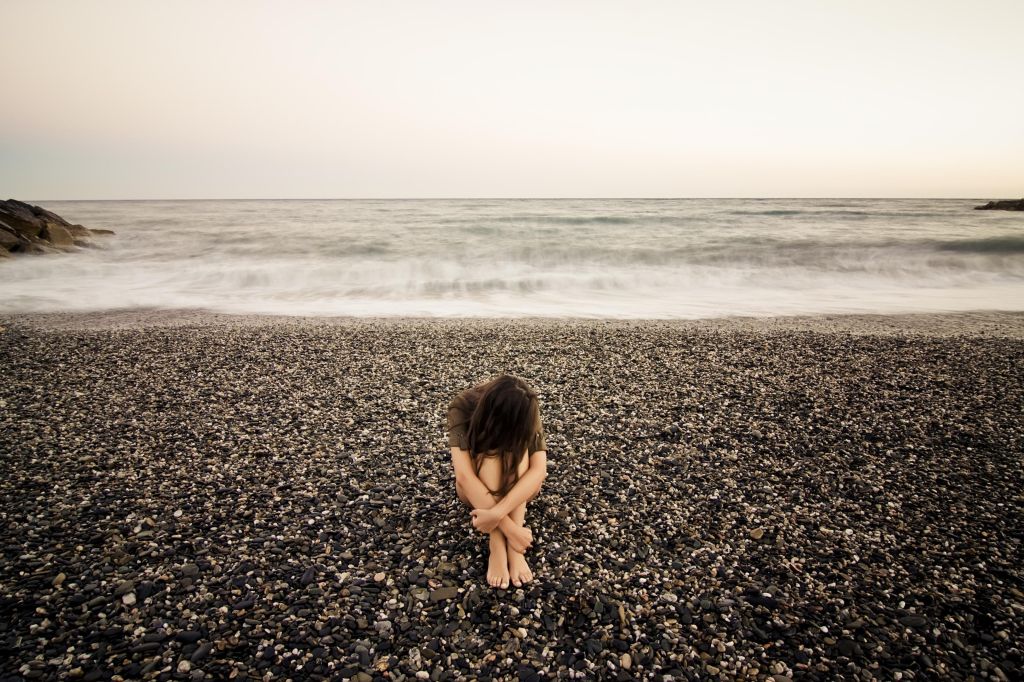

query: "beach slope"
xmin=1 ymin=313 xmax=1022 ymax=680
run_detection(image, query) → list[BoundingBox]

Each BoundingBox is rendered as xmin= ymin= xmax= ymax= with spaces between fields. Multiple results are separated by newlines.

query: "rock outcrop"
xmin=974 ymin=199 xmax=1024 ymax=211
xmin=0 ymin=199 xmax=114 ymax=258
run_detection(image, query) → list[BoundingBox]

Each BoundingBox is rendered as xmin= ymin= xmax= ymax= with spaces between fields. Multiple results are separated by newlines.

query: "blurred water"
xmin=1 ymin=198 xmax=1021 ymax=317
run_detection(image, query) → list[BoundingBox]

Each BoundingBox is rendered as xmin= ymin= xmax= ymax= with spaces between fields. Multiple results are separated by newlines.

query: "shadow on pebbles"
xmin=0 ymin=318 xmax=1022 ymax=681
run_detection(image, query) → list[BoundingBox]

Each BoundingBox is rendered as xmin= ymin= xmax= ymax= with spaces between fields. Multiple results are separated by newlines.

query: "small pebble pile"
xmin=1 ymin=316 xmax=1022 ymax=681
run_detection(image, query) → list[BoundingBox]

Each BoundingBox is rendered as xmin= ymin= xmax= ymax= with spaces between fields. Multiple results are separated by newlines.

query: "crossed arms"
xmin=450 ymin=447 xmax=548 ymax=553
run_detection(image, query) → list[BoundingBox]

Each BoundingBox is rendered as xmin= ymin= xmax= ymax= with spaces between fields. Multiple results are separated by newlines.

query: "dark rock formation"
xmin=0 ymin=199 xmax=114 ymax=258
xmin=974 ymin=198 xmax=1024 ymax=211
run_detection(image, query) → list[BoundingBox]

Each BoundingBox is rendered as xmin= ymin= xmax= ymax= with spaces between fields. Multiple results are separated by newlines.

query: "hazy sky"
xmin=2 ymin=0 xmax=1022 ymax=199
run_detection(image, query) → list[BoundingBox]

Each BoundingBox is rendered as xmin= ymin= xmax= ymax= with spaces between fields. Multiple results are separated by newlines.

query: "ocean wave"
xmin=492 ymin=237 xmax=1024 ymax=272
xmin=3 ymin=198 xmax=1023 ymax=317
xmin=723 ymin=209 xmax=952 ymax=219
xmin=2 ymin=254 xmax=1020 ymax=318
xmin=935 ymin=235 xmax=1024 ymax=254
xmin=723 ymin=209 xmax=804 ymax=216
xmin=487 ymin=214 xmax=637 ymax=225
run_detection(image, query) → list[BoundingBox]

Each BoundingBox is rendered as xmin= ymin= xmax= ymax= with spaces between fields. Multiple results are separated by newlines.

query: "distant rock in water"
xmin=974 ymin=198 xmax=1024 ymax=211
xmin=0 ymin=199 xmax=114 ymax=258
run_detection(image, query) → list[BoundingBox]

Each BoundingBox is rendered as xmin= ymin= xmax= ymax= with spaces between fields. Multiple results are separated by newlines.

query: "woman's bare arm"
xmin=451 ymin=447 xmax=533 ymax=551
xmin=498 ymin=451 xmax=547 ymax=514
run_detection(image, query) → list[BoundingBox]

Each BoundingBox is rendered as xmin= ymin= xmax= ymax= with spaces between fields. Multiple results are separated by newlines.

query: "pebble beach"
xmin=1 ymin=311 xmax=1022 ymax=681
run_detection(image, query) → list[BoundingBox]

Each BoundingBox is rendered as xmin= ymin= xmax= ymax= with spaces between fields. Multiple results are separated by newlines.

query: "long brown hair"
xmin=466 ymin=374 xmax=540 ymax=498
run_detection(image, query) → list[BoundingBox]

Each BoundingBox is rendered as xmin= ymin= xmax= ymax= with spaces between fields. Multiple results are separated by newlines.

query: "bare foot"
xmin=507 ymin=549 xmax=534 ymax=587
xmin=487 ymin=533 xmax=510 ymax=589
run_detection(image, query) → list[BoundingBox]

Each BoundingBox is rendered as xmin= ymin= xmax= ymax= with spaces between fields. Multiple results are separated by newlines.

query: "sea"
xmin=1 ymin=198 xmax=1022 ymax=318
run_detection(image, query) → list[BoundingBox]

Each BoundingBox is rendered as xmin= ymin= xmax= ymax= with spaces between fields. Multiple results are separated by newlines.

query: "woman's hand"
xmin=470 ymin=507 xmax=503 ymax=533
xmin=504 ymin=524 xmax=533 ymax=553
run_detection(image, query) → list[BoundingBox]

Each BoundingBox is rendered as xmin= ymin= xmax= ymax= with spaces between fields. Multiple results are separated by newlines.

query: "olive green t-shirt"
xmin=446 ymin=388 xmax=547 ymax=454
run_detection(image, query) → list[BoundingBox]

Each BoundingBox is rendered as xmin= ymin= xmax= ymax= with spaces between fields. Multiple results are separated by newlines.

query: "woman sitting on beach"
xmin=448 ymin=374 xmax=548 ymax=589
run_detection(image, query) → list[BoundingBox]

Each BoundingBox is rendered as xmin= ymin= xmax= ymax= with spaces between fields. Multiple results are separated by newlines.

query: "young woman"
xmin=448 ymin=374 xmax=548 ymax=589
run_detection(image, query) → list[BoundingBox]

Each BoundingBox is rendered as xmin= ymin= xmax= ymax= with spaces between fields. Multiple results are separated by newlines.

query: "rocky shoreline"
xmin=974 ymin=199 xmax=1024 ymax=211
xmin=0 ymin=200 xmax=113 ymax=257
xmin=1 ymin=315 xmax=1022 ymax=681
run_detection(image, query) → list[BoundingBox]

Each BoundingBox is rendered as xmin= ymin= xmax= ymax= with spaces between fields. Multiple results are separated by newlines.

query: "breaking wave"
xmin=1 ymin=198 xmax=1022 ymax=317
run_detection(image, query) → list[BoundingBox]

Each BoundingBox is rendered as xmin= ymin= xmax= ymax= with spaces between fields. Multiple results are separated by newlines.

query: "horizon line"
xmin=22 ymin=196 xmax=1008 ymax=202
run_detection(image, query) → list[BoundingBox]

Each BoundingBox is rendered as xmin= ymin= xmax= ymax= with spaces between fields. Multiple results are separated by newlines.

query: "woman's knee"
xmin=476 ymin=456 xmax=504 ymax=493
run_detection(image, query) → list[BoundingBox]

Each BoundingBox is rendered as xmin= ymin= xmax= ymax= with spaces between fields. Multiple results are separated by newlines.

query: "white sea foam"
xmin=2 ymin=199 xmax=1022 ymax=317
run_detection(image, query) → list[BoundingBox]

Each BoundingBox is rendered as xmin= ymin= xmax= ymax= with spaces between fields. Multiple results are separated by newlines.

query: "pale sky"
xmin=2 ymin=0 xmax=1022 ymax=199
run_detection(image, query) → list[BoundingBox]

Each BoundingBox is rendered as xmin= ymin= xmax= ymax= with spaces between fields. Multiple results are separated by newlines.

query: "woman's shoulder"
xmin=447 ymin=386 xmax=479 ymax=449
xmin=447 ymin=386 xmax=480 ymax=423
xmin=449 ymin=385 xmax=481 ymax=409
